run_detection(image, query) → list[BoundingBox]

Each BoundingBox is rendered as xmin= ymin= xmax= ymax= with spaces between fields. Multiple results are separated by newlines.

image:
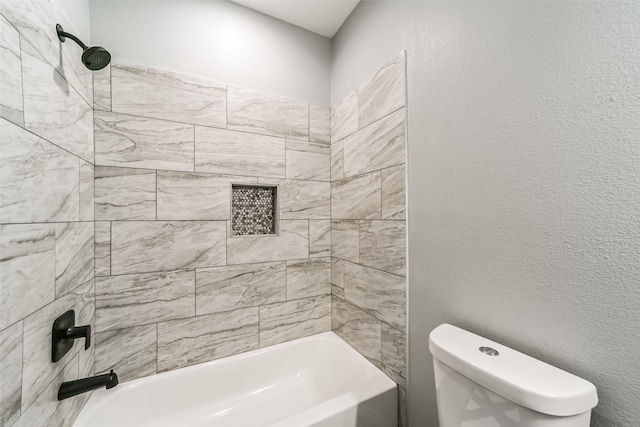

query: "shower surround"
xmin=91 ymin=59 xmax=333 ymax=381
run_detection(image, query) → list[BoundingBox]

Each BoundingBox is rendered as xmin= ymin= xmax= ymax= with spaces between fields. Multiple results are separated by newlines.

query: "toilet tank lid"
xmin=428 ymin=324 xmax=598 ymax=417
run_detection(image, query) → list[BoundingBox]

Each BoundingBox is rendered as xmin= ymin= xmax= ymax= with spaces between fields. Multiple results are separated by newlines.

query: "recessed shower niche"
xmin=231 ymin=184 xmax=278 ymax=236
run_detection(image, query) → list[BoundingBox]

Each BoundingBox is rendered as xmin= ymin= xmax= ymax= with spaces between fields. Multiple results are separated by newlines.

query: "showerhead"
xmin=56 ymin=24 xmax=111 ymax=71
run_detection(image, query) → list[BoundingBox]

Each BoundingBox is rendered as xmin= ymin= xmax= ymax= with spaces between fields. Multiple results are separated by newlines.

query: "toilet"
xmin=429 ymin=324 xmax=598 ymax=426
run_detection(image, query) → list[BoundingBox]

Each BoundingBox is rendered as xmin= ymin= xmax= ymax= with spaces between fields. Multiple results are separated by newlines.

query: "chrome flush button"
xmin=479 ymin=346 xmax=499 ymax=356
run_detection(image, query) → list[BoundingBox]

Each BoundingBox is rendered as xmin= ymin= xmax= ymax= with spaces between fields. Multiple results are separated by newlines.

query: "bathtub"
xmin=73 ymin=331 xmax=398 ymax=427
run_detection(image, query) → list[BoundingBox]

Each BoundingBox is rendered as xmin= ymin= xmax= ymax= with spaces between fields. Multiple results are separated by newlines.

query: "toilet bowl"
xmin=429 ymin=324 xmax=598 ymax=426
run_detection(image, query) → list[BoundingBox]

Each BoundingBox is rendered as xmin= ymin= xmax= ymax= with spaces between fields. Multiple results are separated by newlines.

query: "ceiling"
xmin=231 ymin=0 xmax=360 ymax=38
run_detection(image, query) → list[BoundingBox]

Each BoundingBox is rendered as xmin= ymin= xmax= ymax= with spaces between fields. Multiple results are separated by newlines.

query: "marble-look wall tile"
xmin=11 ymin=352 xmax=80 ymax=427
xmin=95 ymin=110 xmax=194 ymax=172
xmin=343 ymin=108 xmax=405 ymax=178
xmin=196 ymin=262 xmax=286 ymax=315
xmin=157 ymin=308 xmax=259 ymax=372
xmin=111 ymin=60 xmax=226 ymax=127
xmin=1 ymin=118 xmax=79 ymax=223
xmin=0 ymin=0 xmax=93 ymax=106
xmin=279 ymin=180 xmax=330 ymax=220
xmin=331 ymin=172 xmax=382 ymax=220
xmin=331 ymin=284 xmax=345 ymax=298
xmin=79 ymin=162 xmax=94 ymax=222
xmin=344 ymin=263 xmax=406 ymax=332
xmin=286 ymin=258 xmax=331 ymax=300
xmin=93 ymin=65 xmax=111 ymax=111
xmin=0 ymin=321 xmax=22 ymax=426
xmin=331 ymin=258 xmax=344 ymax=289
xmin=157 ymin=171 xmax=231 ymax=221
xmin=94 ymin=222 xmax=111 ymax=277
xmin=309 ymin=105 xmax=331 ymax=144
xmin=331 ymin=221 xmax=359 ymax=264
xmin=359 ymin=220 xmax=406 ymax=276
xmin=358 ymin=53 xmax=406 ymax=129
xmin=55 ymin=222 xmax=94 ymax=298
xmin=195 ymin=126 xmax=285 ymax=178
xmin=382 ymin=165 xmax=406 ymax=220
xmin=382 ymin=324 xmax=407 ymax=388
xmin=111 ymin=221 xmax=226 ymax=275
xmin=285 ymin=140 xmax=330 ymax=181
xmin=95 ymin=270 xmax=195 ymax=332
xmin=0 ymin=14 xmax=23 ymax=126
xmin=331 ymin=91 xmax=358 ymax=143
xmin=21 ymin=41 xmax=93 ymax=163
xmin=95 ymin=325 xmax=157 ymax=382
xmin=227 ymin=220 xmax=308 ymax=264
xmin=309 ymin=220 xmax=331 ymax=258
xmin=0 ymin=224 xmax=55 ymax=330
xmin=21 ymin=279 xmax=93 ymax=410
xmin=331 ymin=296 xmax=382 ymax=367
xmin=331 ymin=140 xmax=344 ymax=181
xmin=259 ymin=295 xmax=331 ymax=347
xmin=227 ymin=86 xmax=308 ymax=140
xmin=94 ymin=166 xmax=156 ymax=221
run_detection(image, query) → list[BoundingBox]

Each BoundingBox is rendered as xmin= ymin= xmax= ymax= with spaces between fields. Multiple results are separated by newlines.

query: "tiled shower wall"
xmin=330 ymin=53 xmax=408 ymax=425
xmin=91 ymin=60 xmax=333 ymax=381
xmin=0 ymin=2 xmax=95 ymax=426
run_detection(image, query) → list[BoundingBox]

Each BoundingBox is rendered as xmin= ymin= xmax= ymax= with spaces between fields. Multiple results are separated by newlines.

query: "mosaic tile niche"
xmin=232 ymin=185 xmax=277 ymax=235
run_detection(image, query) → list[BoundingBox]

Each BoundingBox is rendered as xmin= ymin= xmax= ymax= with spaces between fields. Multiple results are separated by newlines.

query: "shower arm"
xmin=56 ymin=24 xmax=88 ymax=50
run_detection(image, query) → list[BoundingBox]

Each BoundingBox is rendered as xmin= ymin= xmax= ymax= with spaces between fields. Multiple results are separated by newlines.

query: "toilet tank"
xmin=429 ymin=324 xmax=598 ymax=427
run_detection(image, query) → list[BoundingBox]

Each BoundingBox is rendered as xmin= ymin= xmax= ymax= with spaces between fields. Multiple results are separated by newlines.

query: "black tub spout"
xmin=58 ymin=370 xmax=118 ymax=400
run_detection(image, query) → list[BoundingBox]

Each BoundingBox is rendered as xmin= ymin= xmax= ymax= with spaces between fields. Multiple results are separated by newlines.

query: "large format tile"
xmin=227 ymin=86 xmax=308 ymax=140
xmin=79 ymin=162 xmax=94 ymax=222
xmin=279 ymin=180 xmax=330 ymax=220
xmin=93 ymin=65 xmax=111 ymax=111
xmin=286 ymin=258 xmax=331 ymax=300
xmin=331 ymin=91 xmax=358 ymax=143
xmin=330 ymin=140 xmax=344 ymax=181
xmin=331 ymin=172 xmax=382 ymax=220
xmin=157 ymin=308 xmax=259 ymax=372
xmin=382 ymin=165 xmax=406 ymax=220
xmin=0 ymin=0 xmax=93 ymax=106
xmin=0 ymin=224 xmax=56 ymax=330
xmin=285 ymin=140 xmax=330 ymax=181
xmin=157 ymin=171 xmax=232 ymax=221
xmin=21 ymin=41 xmax=93 ymax=163
xmin=0 ymin=321 xmax=22 ymax=426
xmin=55 ymin=222 xmax=94 ymax=298
xmin=21 ymin=279 xmax=93 ymax=410
xmin=382 ymin=324 xmax=407 ymax=388
xmin=331 ymin=220 xmax=359 ymax=264
xmin=94 ymin=166 xmax=156 ymax=221
xmin=196 ymin=262 xmax=286 ymax=315
xmin=111 ymin=221 xmax=226 ymax=275
xmin=309 ymin=105 xmax=330 ymax=144
xmin=259 ymin=295 xmax=331 ymax=347
xmin=95 ymin=325 xmax=157 ymax=382
xmin=0 ymin=14 xmax=23 ymax=126
xmin=111 ymin=60 xmax=226 ymax=127
xmin=195 ymin=126 xmax=285 ymax=178
xmin=95 ymin=110 xmax=195 ymax=172
xmin=359 ymin=220 xmax=406 ymax=276
xmin=227 ymin=220 xmax=308 ymax=264
xmin=1 ymin=118 xmax=79 ymax=223
xmin=95 ymin=270 xmax=195 ymax=332
xmin=343 ymin=108 xmax=406 ymax=178
xmin=331 ymin=258 xmax=344 ymax=289
xmin=358 ymin=53 xmax=405 ymax=129
xmin=94 ymin=222 xmax=110 ymax=277
xmin=344 ymin=263 xmax=406 ymax=332
xmin=332 ymin=295 xmax=382 ymax=367
xmin=309 ymin=220 xmax=331 ymax=258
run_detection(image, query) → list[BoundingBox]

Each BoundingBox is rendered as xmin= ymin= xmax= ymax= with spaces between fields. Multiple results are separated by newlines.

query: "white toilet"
xmin=429 ymin=324 xmax=598 ymax=426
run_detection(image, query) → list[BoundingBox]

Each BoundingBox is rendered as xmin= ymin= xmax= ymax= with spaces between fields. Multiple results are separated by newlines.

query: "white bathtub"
xmin=73 ymin=331 xmax=398 ymax=427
